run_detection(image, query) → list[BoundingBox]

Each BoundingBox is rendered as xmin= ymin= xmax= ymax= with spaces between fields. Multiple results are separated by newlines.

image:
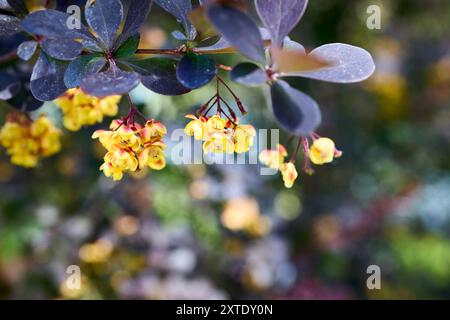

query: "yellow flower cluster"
xmin=54 ymin=88 xmax=120 ymax=131
xmin=92 ymin=119 xmax=167 ymax=181
xmin=0 ymin=113 xmax=61 ymax=168
xmin=309 ymin=137 xmax=342 ymax=165
xmin=259 ymin=144 xmax=298 ymax=188
xmin=184 ymin=114 xmax=256 ymax=154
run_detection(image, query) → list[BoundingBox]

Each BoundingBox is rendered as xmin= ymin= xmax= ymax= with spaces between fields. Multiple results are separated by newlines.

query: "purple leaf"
xmin=270 ymin=80 xmax=321 ymax=135
xmin=22 ymin=9 xmax=92 ymax=40
xmin=0 ymin=71 xmax=21 ymax=100
xmin=0 ymin=14 xmax=22 ymax=36
xmin=207 ymin=4 xmax=265 ymax=63
xmin=42 ymin=38 xmax=83 ymax=61
xmin=123 ymin=57 xmax=191 ymax=96
xmin=255 ymin=0 xmax=308 ymax=46
xmin=230 ymin=62 xmax=267 ymax=86
xmin=30 ymin=53 xmax=68 ymax=101
xmin=285 ymin=43 xmax=376 ymax=83
xmin=80 ymin=65 xmax=140 ymax=97
xmin=155 ymin=0 xmax=196 ymax=40
xmin=17 ymin=40 xmax=38 ymax=61
xmin=64 ymin=54 xmax=106 ymax=88
xmin=85 ymin=0 xmax=123 ymax=49
xmin=115 ymin=0 xmax=153 ymax=48
xmin=176 ymin=52 xmax=217 ymax=89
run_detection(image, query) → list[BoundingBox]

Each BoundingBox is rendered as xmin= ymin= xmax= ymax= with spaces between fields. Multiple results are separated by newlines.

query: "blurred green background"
xmin=1 ymin=0 xmax=450 ymax=299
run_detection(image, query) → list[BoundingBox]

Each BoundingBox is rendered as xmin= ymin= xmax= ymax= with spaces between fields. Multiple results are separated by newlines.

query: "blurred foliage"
xmin=1 ymin=0 xmax=450 ymax=299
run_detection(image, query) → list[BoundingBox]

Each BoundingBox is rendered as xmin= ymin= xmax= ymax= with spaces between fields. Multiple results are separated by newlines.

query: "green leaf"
xmin=114 ymin=34 xmax=140 ymax=58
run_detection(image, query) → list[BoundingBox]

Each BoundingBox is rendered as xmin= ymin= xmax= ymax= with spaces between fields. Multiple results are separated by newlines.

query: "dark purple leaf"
xmin=22 ymin=9 xmax=92 ymax=40
xmin=176 ymin=52 xmax=217 ymax=89
xmin=80 ymin=65 xmax=140 ymax=97
xmin=155 ymin=0 xmax=196 ymax=40
xmin=123 ymin=57 xmax=191 ymax=96
xmin=114 ymin=34 xmax=140 ymax=58
xmin=17 ymin=40 xmax=38 ymax=61
xmin=0 ymin=34 xmax=25 ymax=58
xmin=0 ymin=14 xmax=22 ymax=36
xmin=64 ymin=54 xmax=106 ymax=88
xmin=284 ymin=43 xmax=376 ymax=83
xmin=85 ymin=0 xmax=123 ymax=49
xmin=255 ymin=0 xmax=308 ymax=46
xmin=270 ymin=80 xmax=321 ymax=135
xmin=115 ymin=0 xmax=152 ymax=48
xmin=0 ymin=71 xmax=21 ymax=100
xmin=207 ymin=4 xmax=265 ymax=63
xmin=30 ymin=53 xmax=68 ymax=101
xmin=230 ymin=62 xmax=267 ymax=86
xmin=42 ymin=38 xmax=83 ymax=61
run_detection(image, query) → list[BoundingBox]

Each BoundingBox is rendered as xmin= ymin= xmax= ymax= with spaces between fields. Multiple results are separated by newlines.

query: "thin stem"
xmin=290 ymin=137 xmax=303 ymax=163
xmin=219 ymin=96 xmax=237 ymax=122
xmin=135 ymin=48 xmax=182 ymax=55
xmin=216 ymin=64 xmax=233 ymax=71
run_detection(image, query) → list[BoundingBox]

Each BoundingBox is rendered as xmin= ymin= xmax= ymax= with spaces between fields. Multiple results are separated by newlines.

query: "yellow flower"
xmin=100 ymin=162 xmax=124 ymax=181
xmin=206 ymin=115 xmax=226 ymax=132
xmin=234 ymin=124 xmax=256 ymax=153
xmin=258 ymin=144 xmax=287 ymax=170
xmin=141 ymin=120 xmax=167 ymax=143
xmin=138 ymin=144 xmax=166 ymax=170
xmin=280 ymin=162 xmax=298 ymax=188
xmin=104 ymin=145 xmax=138 ymax=171
xmin=203 ymin=132 xmax=235 ymax=154
xmin=54 ymin=88 xmax=120 ymax=131
xmin=0 ymin=113 xmax=61 ymax=168
xmin=184 ymin=114 xmax=206 ymax=141
xmin=309 ymin=137 xmax=337 ymax=165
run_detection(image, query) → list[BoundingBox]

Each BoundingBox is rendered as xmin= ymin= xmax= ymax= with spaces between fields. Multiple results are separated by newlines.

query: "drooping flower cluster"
xmin=54 ymin=88 xmax=120 ymax=131
xmin=259 ymin=137 xmax=342 ymax=188
xmin=92 ymin=118 xmax=167 ymax=181
xmin=0 ymin=113 xmax=61 ymax=168
xmin=184 ymin=114 xmax=256 ymax=154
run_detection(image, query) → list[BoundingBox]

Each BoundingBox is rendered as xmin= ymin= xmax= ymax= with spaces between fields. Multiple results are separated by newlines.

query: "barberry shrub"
xmin=0 ymin=0 xmax=375 ymax=186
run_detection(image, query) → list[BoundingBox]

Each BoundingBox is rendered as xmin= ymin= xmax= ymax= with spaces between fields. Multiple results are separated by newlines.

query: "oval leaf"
xmin=0 ymin=71 xmax=21 ymax=100
xmin=123 ymin=57 xmax=191 ymax=96
xmin=64 ymin=54 xmax=106 ymax=88
xmin=17 ymin=40 xmax=38 ymax=61
xmin=115 ymin=0 xmax=152 ymax=48
xmin=255 ymin=0 xmax=308 ymax=46
xmin=270 ymin=80 xmax=321 ymax=135
xmin=0 ymin=14 xmax=22 ymax=36
xmin=176 ymin=52 xmax=217 ymax=89
xmin=286 ymin=43 xmax=376 ymax=83
xmin=80 ymin=65 xmax=140 ymax=97
xmin=30 ymin=53 xmax=68 ymax=101
xmin=272 ymin=47 xmax=330 ymax=73
xmin=85 ymin=0 xmax=123 ymax=49
xmin=22 ymin=9 xmax=92 ymax=40
xmin=230 ymin=62 xmax=267 ymax=86
xmin=155 ymin=0 xmax=196 ymax=40
xmin=207 ymin=4 xmax=265 ymax=63
xmin=42 ymin=38 xmax=83 ymax=61
xmin=207 ymin=5 xmax=265 ymax=63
